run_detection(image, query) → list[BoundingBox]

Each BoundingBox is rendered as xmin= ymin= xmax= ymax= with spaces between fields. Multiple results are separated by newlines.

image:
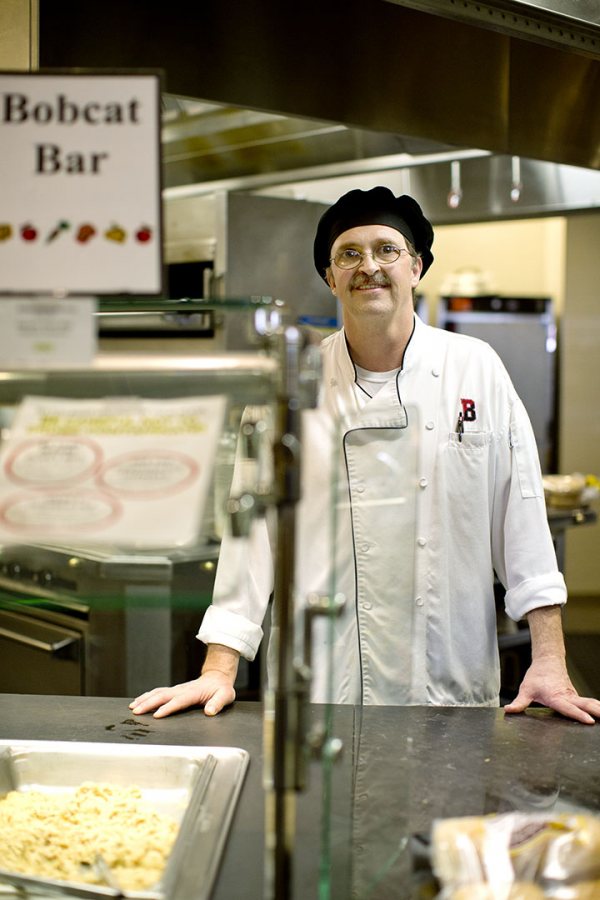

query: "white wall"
xmin=561 ymin=214 xmax=600 ymax=596
xmin=421 ymin=217 xmax=566 ymax=323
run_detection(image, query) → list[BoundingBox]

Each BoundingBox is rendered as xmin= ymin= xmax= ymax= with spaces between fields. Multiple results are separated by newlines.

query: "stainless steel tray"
xmin=0 ymin=740 xmax=249 ymax=899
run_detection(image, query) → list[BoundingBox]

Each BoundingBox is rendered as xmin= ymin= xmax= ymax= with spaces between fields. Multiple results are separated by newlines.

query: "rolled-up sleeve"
xmin=197 ymin=605 xmax=264 ymax=660
xmin=504 ymin=571 xmax=567 ymax=621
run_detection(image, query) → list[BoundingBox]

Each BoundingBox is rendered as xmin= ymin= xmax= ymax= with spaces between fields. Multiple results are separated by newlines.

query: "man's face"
xmin=325 ymin=225 xmax=422 ymax=320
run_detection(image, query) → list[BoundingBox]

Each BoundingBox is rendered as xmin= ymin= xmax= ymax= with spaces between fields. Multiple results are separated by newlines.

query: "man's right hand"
xmin=129 ymin=644 xmax=239 ymax=718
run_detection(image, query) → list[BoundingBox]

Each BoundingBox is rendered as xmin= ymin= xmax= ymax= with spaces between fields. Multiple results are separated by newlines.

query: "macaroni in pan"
xmin=0 ymin=781 xmax=179 ymax=890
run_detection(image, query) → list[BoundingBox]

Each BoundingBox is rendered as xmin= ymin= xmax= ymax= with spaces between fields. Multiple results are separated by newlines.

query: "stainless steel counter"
xmin=1 ymin=695 xmax=600 ymax=899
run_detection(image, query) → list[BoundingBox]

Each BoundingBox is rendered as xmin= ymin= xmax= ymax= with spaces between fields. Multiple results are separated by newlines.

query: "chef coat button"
xmin=431 ymin=368 xmax=440 ymax=377
xmin=415 ymin=596 xmax=424 ymax=607
xmin=363 ymin=601 xmax=372 ymax=610
xmin=355 ymin=484 xmax=365 ymax=493
xmin=425 ymin=421 xmax=435 ymax=430
xmin=360 ymin=543 xmax=370 ymax=553
xmin=417 ymin=537 xmax=427 ymax=547
xmin=419 ymin=477 xmax=428 ymax=488
xmin=330 ymin=378 xmax=338 ymax=387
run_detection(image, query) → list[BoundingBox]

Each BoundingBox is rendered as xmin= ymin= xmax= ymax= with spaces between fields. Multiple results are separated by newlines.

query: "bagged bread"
xmin=432 ymin=812 xmax=600 ymax=899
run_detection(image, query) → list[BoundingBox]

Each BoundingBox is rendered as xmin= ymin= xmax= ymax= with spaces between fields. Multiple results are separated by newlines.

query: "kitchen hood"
xmin=160 ymin=99 xmax=600 ymax=224
xmin=38 ymin=0 xmax=600 ymax=219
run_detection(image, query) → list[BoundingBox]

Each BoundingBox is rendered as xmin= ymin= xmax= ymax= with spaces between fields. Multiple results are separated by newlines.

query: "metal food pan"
xmin=0 ymin=740 xmax=249 ymax=899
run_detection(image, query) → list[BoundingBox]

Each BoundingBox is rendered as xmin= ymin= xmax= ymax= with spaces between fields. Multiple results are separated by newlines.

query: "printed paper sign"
xmin=0 ymin=297 xmax=96 ymax=368
xmin=0 ymin=72 xmax=162 ymax=294
xmin=0 ymin=395 xmax=227 ymax=548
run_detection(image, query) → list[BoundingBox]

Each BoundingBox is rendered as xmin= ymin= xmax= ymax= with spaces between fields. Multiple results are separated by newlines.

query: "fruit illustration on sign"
xmin=105 ymin=224 xmax=127 ymax=243
xmin=20 ymin=223 xmax=38 ymax=241
xmin=0 ymin=224 xmax=12 ymax=241
xmin=76 ymin=223 xmax=96 ymax=244
xmin=46 ymin=220 xmax=71 ymax=243
xmin=135 ymin=224 xmax=152 ymax=243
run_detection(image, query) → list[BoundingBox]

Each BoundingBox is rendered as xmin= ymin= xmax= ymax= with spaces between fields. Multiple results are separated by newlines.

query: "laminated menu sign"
xmin=0 ymin=297 xmax=97 ymax=368
xmin=0 ymin=71 xmax=162 ymax=294
xmin=0 ymin=396 xmax=227 ymax=548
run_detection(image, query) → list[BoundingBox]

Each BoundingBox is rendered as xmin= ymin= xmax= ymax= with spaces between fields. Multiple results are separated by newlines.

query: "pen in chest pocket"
xmin=456 ymin=411 xmax=464 ymax=442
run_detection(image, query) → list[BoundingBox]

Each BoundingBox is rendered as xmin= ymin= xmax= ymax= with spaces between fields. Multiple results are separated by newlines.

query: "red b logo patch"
xmin=461 ymin=398 xmax=476 ymax=422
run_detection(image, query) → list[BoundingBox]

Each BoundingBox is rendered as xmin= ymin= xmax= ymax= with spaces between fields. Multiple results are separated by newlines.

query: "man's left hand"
xmin=504 ymin=655 xmax=600 ymax=724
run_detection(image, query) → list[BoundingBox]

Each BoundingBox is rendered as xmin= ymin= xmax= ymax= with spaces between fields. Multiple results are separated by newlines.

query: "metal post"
xmin=263 ymin=325 xmax=305 ymax=900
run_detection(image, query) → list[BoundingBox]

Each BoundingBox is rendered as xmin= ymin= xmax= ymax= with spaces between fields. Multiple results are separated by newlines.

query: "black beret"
xmin=313 ymin=186 xmax=434 ymax=281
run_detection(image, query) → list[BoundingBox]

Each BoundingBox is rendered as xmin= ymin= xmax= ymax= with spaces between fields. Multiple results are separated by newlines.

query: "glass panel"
xmin=0 ymin=345 xmax=278 ymax=701
xmin=300 ymin=402 xmax=420 ymax=898
xmin=0 ymin=319 xmax=421 ymax=897
xmin=0 ymin=325 xmax=281 ymax=897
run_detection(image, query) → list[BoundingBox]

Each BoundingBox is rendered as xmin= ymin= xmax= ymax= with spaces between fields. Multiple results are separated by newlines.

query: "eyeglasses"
xmin=330 ymin=244 xmax=411 ymax=270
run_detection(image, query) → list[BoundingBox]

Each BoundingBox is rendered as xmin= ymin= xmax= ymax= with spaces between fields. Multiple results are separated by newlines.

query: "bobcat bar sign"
xmin=0 ymin=71 xmax=163 ymax=295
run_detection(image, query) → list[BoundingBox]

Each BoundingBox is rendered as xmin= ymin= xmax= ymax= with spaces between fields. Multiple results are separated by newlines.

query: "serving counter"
xmin=1 ymin=694 xmax=600 ymax=899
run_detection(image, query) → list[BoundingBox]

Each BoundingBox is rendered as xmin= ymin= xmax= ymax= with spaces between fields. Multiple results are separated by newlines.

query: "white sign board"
xmin=0 ymin=297 xmax=97 ymax=367
xmin=0 ymin=396 xmax=226 ymax=549
xmin=0 ymin=72 xmax=163 ymax=295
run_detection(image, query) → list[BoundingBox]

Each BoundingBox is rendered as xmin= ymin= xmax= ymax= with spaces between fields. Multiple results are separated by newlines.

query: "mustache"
xmin=350 ymin=273 xmax=390 ymax=289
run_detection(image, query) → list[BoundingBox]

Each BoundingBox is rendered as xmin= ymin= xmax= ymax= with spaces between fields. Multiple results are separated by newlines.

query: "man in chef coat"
xmin=132 ymin=187 xmax=600 ymax=725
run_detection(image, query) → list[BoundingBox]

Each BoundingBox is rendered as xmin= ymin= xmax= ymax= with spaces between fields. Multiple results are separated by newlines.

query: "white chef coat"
xmin=198 ymin=314 xmax=566 ymax=706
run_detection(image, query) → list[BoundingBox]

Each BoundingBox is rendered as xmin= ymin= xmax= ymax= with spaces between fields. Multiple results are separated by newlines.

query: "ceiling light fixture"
xmin=511 ymin=155 xmax=522 ymax=203
xmin=447 ymin=160 xmax=462 ymax=209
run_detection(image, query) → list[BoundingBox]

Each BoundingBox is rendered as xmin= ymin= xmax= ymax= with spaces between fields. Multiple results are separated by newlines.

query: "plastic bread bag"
xmin=431 ymin=812 xmax=600 ymax=899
